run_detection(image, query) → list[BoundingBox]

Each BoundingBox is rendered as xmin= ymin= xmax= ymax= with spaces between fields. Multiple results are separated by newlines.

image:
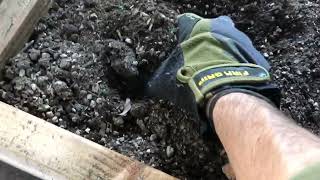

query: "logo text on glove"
xmin=193 ymin=66 xmax=270 ymax=91
xmin=198 ymin=70 xmax=250 ymax=86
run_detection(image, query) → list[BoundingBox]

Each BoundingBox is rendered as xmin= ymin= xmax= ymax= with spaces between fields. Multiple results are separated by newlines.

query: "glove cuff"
xmin=181 ymin=64 xmax=271 ymax=104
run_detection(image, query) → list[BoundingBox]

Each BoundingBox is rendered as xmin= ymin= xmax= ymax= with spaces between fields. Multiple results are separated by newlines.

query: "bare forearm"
xmin=212 ymin=93 xmax=320 ymax=180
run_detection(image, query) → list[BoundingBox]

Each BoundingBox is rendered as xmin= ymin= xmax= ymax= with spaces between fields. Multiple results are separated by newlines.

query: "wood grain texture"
xmin=0 ymin=0 xmax=51 ymax=69
xmin=0 ymin=101 xmax=177 ymax=180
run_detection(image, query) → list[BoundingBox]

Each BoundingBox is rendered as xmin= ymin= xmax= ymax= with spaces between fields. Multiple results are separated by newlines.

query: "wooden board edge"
xmin=0 ymin=0 xmax=52 ymax=69
xmin=0 ymin=101 xmax=177 ymax=180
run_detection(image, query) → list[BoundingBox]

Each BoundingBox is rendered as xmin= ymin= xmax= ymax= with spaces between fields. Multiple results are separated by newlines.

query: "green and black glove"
xmin=146 ymin=13 xmax=280 ymax=133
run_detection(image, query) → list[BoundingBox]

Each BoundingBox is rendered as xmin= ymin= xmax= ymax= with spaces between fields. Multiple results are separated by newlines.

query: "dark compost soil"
xmin=1 ymin=0 xmax=320 ymax=179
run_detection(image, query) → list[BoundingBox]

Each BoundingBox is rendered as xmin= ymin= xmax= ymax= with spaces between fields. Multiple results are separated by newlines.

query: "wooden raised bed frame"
xmin=0 ymin=0 xmax=176 ymax=179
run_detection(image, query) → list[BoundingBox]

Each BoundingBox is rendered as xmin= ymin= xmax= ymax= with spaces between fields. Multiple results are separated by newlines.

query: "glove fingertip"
xmin=212 ymin=16 xmax=235 ymax=27
xmin=177 ymin=13 xmax=203 ymax=43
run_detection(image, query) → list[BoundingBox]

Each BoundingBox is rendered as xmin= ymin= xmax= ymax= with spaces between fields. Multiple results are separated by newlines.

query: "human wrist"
xmin=211 ymin=92 xmax=271 ymax=127
xmin=206 ymin=89 xmax=275 ymax=126
xmin=215 ymin=92 xmax=269 ymax=108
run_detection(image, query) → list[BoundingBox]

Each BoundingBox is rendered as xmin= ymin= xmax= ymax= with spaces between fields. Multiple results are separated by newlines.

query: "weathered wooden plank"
xmin=0 ymin=0 xmax=51 ymax=68
xmin=0 ymin=101 xmax=177 ymax=180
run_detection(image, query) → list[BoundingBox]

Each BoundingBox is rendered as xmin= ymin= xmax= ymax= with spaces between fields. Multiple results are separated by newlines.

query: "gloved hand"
xmin=146 ymin=13 xmax=280 ymax=133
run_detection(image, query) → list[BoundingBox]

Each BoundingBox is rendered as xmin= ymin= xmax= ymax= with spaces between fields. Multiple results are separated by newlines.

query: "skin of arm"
xmin=211 ymin=93 xmax=320 ymax=180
